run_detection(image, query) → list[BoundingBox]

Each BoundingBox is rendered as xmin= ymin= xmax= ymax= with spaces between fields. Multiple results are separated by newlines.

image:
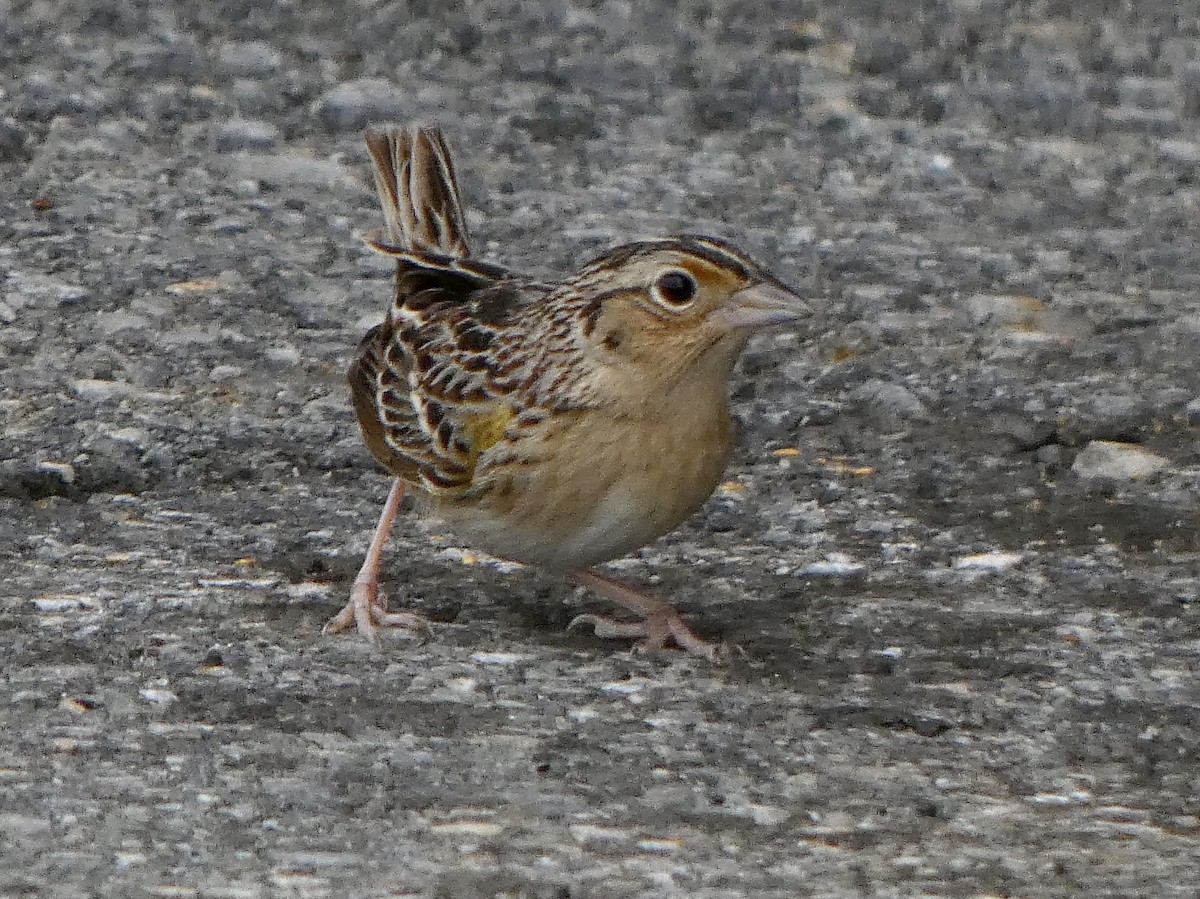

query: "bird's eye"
xmin=652 ymin=270 xmax=697 ymax=307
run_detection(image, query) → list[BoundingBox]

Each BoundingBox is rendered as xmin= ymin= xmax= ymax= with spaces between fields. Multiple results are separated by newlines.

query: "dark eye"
xmin=653 ymin=270 xmax=697 ymax=307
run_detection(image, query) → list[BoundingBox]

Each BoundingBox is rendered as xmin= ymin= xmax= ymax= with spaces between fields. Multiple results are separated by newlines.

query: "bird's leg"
xmin=567 ymin=568 xmax=724 ymax=661
xmin=323 ymin=479 xmax=427 ymax=640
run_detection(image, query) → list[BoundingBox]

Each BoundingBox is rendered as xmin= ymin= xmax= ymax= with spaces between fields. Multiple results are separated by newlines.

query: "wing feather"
xmin=350 ymin=125 xmax=545 ymax=495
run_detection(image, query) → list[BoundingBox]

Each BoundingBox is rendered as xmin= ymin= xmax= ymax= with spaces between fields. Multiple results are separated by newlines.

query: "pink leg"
xmin=323 ymin=479 xmax=427 ymax=641
xmin=567 ymin=568 xmax=724 ymax=662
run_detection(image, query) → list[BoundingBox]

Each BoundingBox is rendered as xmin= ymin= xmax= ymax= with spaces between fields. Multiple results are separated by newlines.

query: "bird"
xmin=323 ymin=124 xmax=808 ymax=660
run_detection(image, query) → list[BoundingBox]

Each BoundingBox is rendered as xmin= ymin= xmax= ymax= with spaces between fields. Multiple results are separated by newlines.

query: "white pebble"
xmin=953 ymin=551 xmax=1025 ymax=571
xmin=1072 ymin=441 xmax=1169 ymax=480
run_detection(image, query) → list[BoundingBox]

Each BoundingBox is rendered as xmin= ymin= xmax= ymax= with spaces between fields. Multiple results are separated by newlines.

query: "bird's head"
xmin=565 ymin=235 xmax=809 ymax=387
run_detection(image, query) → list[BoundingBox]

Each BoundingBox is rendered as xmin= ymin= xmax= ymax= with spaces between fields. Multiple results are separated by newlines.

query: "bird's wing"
xmin=349 ymin=269 xmax=548 ymax=494
xmin=352 ymin=124 xmax=550 ymax=494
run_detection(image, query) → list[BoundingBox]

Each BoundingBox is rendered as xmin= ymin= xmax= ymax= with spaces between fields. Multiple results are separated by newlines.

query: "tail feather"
xmin=364 ymin=125 xmax=470 ymax=258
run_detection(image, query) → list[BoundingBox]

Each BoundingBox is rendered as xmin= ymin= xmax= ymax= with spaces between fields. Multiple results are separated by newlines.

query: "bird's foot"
xmin=568 ymin=609 xmax=725 ymax=662
xmin=567 ymin=567 xmax=726 ymax=662
xmin=322 ymin=578 xmax=428 ymax=642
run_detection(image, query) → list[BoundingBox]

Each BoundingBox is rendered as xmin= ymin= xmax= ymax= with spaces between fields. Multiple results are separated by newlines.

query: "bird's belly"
xmin=435 ymin=408 xmax=733 ymax=571
xmin=446 ymin=479 xmax=683 ymax=569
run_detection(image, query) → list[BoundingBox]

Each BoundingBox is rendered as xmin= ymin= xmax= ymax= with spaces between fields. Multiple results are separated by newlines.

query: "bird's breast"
xmin=435 ymin=398 xmax=735 ymax=570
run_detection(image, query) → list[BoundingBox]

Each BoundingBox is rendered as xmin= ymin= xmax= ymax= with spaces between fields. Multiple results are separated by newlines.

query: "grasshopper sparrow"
xmin=324 ymin=125 xmax=808 ymax=660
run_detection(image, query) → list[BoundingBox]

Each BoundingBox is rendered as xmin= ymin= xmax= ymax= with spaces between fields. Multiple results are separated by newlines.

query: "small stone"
xmin=314 ymin=78 xmax=406 ymax=132
xmin=73 ymin=379 xmax=127 ymax=402
xmin=953 ymin=551 xmax=1025 ymax=571
xmin=230 ymin=79 xmax=275 ymax=117
xmin=1117 ymin=76 xmax=1178 ymax=109
xmin=0 ymin=118 xmax=29 ymax=161
xmin=7 ymin=271 xmax=90 ymax=306
xmin=821 ymin=165 xmax=860 ymax=201
xmin=927 ymin=152 xmax=954 ymax=174
xmin=1159 ymin=139 xmax=1200 ymax=165
xmin=1083 ymin=392 xmax=1150 ymax=436
xmin=231 ymin=179 xmax=262 ymax=198
xmin=209 ymin=365 xmax=243 ymax=382
xmin=95 ymin=311 xmax=152 ymax=334
xmin=964 ymin=293 xmax=1044 ymax=327
xmin=106 ymin=427 xmax=150 ymax=447
xmin=211 ymin=218 xmax=249 ymax=235
xmin=992 ymin=413 xmax=1055 ymax=451
xmin=1071 ymin=441 xmax=1170 ymax=481
xmin=225 ymin=152 xmax=349 ymax=188
xmin=216 ymin=41 xmax=283 ymax=78
xmin=1071 ymin=177 xmax=1107 ymax=199
xmin=265 ymin=344 xmax=301 ymax=365
xmin=138 ymin=687 xmax=178 ymax=706
xmin=794 ymin=553 xmax=865 ymax=577
xmin=855 ymin=380 xmax=928 ymax=420
xmin=1035 ymin=444 xmax=1064 ymax=466
xmin=35 ymin=461 xmax=77 ymax=485
xmin=1184 ymin=397 xmax=1200 ymax=425
xmin=213 ymin=119 xmax=280 ymax=152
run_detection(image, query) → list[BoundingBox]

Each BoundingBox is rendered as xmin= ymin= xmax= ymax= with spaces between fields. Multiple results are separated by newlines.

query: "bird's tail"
xmin=363 ymin=125 xmax=470 ymax=258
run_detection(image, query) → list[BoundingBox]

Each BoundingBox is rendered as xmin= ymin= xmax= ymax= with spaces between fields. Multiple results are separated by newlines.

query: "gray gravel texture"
xmin=3 ymin=1 xmax=1200 ymax=897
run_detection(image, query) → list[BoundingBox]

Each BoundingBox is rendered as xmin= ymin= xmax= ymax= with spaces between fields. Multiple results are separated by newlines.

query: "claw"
xmin=323 ymin=580 xmax=428 ymax=641
xmin=567 ymin=570 xmax=726 ymax=662
xmin=568 ymin=613 xmax=659 ymax=641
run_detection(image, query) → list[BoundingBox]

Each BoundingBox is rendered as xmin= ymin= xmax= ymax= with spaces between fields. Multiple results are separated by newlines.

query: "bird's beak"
xmin=711 ymin=279 xmax=810 ymax=330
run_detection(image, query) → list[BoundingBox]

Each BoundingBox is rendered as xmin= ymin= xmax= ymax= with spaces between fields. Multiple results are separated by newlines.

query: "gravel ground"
xmin=3 ymin=1 xmax=1199 ymax=897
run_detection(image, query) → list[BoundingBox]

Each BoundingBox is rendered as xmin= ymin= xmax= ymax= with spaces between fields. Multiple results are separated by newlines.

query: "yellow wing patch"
xmin=416 ymin=405 xmax=515 ymax=496
xmin=460 ymin=406 xmax=515 ymax=482
xmin=431 ymin=405 xmax=513 ymax=492
xmin=464 ymin=406 xmax=514 ymax=454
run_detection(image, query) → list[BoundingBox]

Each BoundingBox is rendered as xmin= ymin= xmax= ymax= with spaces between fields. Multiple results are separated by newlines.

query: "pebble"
xmin=855 ymin=380 xmax=928 ymax=420
xmin=231 ymin=179 xmax=262 ymax=198
xmin=0 ymin=118 xmax=29 ymax=160
xmin=1116 ymin=76 xmax=1178 ymax=109
xmin=211 ymin=218 xmax=250 ymax=235
xmin=314 ymin=78 xmax=407 ymax=131
xmin=231 ymin=79 xmax=276 ymax=117
xmin=1071 ymin=441 xmax=1170 ymax=481
xmin=954 ymin=551 xmax=1025 ymax=571
xmin=213 ymin=119 xmax=280 ymax=152
xmin=226 ymin=152 xmax=349 ymax=187
xmin=964 ymin=293 xmax=1043 ymax=327
xmin=216 ymin=41 xmax=283 ymax=78
xmin=106 ymin=427 xmax=150 ymax=447
xmin=265 ymin=344 xmax=302 ymax=365
xmin=1186 ymin=398 xmax=1200 ymax=425
xmin=73 ymin=379 xmax=127 ymax=402
xmin=794 ymin=554 xmax=866 ymax=577
xmin=7 ymin=271 xmax=90 ymax=306
xmin=1158 ymin=139 xmax=1200 ymax=165
xmin=35 ymin=461 xmax=77 ymax=485
xmin=209 ymin=365 xmax=244 ymax=383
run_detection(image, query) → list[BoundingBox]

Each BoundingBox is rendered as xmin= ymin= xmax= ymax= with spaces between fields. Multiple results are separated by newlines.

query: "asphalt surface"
xmin=2 ymin=1 xmax=1198 ymax=897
